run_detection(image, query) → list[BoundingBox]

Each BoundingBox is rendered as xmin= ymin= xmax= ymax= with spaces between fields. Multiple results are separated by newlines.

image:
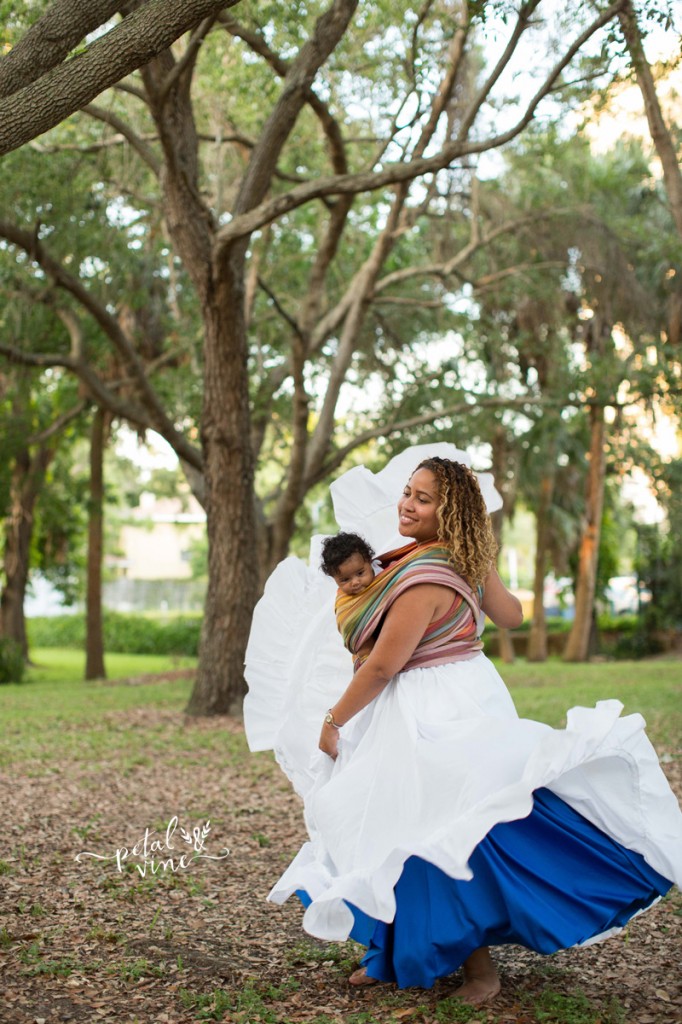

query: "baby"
xmin=321 ymin=532 xmax=377 ymax=664
xmin=320 ymin=531 xmax=376 ymax=596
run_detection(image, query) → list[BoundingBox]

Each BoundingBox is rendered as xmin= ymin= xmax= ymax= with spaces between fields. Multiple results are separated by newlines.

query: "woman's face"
xmin=397 ymin=468 xmax=440 ymax=544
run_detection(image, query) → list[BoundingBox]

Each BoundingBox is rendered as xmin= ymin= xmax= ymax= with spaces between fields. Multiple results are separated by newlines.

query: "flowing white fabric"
xmin=243 ymin=444 xmax=682 ymax=942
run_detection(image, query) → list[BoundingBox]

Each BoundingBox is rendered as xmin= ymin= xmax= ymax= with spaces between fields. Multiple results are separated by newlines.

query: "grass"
xmin=1 ymin=648 xmax=674 ymax=1024
xmin=0 ymin=648 xmax=678 ymax=770
xmin=497 ymin=655 xmax=682 ymax=749
xmin=523 ymin=988 xmax=627 ymax=1024
xmin=0 ymin=648 xmax=198 ymax=768
xmin=25 ymin=647 xmax=195 ymax=684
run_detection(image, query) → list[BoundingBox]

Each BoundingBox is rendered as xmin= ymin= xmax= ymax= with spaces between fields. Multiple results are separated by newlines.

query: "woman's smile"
xmin=397 ymin=468 xmax=440 ymax=543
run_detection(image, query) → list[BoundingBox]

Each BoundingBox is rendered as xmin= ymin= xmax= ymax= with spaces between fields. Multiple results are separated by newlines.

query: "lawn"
xmin=0 ymin=650 xmax=680 ymax=1024
xmin=501 ymin=656 xmax=682 ymax=749
xmin=6 ymin=648 xmax=679 ymax=747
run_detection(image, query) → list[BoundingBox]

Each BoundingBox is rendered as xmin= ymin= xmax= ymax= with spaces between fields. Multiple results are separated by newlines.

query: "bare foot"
xmin=454 ymin=947 xmax=501 ymax=1006
xmin=349 ymin=967 xmax=379 ymax=987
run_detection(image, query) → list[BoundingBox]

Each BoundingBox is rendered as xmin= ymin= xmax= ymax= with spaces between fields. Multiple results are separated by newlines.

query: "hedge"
xmin=27 ymin=611 xmax=645 ymax=661
xmin=27 ymin=613 xmax=202 ymax=657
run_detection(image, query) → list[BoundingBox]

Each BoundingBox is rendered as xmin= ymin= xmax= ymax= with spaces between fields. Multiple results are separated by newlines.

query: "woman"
xmin=244 ymin=450 xmax=681 ymax=1003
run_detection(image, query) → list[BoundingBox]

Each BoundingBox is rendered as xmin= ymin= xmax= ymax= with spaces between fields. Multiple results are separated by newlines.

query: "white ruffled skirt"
xmin=243 ymin=445 xmax=682 ymax=987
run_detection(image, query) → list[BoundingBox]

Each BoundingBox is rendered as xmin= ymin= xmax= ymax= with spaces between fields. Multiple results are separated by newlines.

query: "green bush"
xmin=597 ymin=613 xmax=638 ymax=634
xmin=0 ymin=638 xmax=25 ymax=684
xmin=28 ymin=615 xmax=85 ymax=648
xmin=27 ymin=613 xmax=201 ymax=657
xmin=610 ymin=630 xmax=664 ymax=660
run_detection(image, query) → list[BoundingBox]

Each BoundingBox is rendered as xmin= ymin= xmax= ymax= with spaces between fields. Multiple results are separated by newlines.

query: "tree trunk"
xmin=0 ymin=445 xmax=54 ymax=657
xmin=527 ymin=468 xmax=556 ymax=662
xmin=563 ymin=404 xmax=607 ymax=662
xmin=185 ymin=255 xmax=260 ymax=715
xmin=265 ymin=350 xmax=310 ymax=574
xmin=490 ymin=427 xmax=518 ymax=664
xmin=619 ymin=1 xmax=682 ymax=242
xmin=141 ymin=1 xmax=358 ymax=715
xmin=85 ymin=407 xmax=110 ymax=680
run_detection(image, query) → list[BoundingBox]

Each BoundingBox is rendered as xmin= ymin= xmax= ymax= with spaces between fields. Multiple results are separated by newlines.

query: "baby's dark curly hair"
xmin=320 ymin=532 xmax=375 ymax=577
xmin=416 ymin=457 xmax=497 ymax=586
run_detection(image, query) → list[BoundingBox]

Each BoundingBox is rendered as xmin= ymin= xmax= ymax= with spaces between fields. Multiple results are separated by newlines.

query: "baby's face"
xmin=333 ymin=552 xmax=375 ymax=596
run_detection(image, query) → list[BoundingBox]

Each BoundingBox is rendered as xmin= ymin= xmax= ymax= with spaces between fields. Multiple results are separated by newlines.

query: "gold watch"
xmin=324 ymin=709 xmax=340 ymax=729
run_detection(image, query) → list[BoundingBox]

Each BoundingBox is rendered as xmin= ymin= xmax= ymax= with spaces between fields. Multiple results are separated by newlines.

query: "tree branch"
xmin=0 ymin=0 xmax=242 ymax=155
xmin=374 ymin=211 xmax=578 ymax=294
xmin=473 ymin=259 xmax=568 ymax=291
xmin=214 ymin=0 xmax=624 ymax=250
xmin=82 ymin=102 xmax=161 ymax=173
xmin=231 ymin=0 xmax=358 ymax=218
xmin=0 ymin=342 xmax=203 ymax=469
xmin=0 ymin=219 xmax=157 ymax=399
xmin=158 ymin=15 xmax=218 ymax=103
xmin=219 ymin=11 xmax=349 ymax=176
xmin=302 ymin=13 xmax=469 ymax=377
xmin=26 ymin=126 xmax=308 ymax=183
xmin=114 ymin=79 xmax=148 ymax=103
xmin=618 ymin=0 xmax=682 ymax=241
xmin=0 ymin=220 xmax=201 ymax=466
xmin=457 ymin=0 xmax=542 ymax=140
xmin=372 ymin=296 xmax=444 ymax=308
xmin=26 ymin=399 xmax=89 ymax=446
xmin=257 ymin=278 xmax=305 ymax=342
xmin=0 ymin=0 xmax=121 ymax=99
xmin=314 ymin=396 xmax=546 ymax=483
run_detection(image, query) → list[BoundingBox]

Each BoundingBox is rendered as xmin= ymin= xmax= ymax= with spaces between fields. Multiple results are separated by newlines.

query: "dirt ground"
xmin=0 ymin=704 xmax=680 ymax=1024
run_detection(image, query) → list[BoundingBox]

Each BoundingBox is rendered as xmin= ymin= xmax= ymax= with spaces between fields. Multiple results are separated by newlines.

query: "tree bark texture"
xmin=85 ymin=407 xmax=110 ymax=681
xmin=184 ymin=271 xmax=259 ymax=714
xmin=0 ymin=0 xmax=241 ymax=155
xmin=618 ymin=2 xmax=682 ymax=242
xmin=563 ymin=404 xmax=607 ymax=662
xmin=0 ymin=446 xmax=55 ymax=658
xmin=0 ymin=0 xmax=121 ymax=100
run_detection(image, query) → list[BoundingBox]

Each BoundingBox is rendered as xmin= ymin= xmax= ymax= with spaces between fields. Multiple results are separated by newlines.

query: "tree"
xmin=617 ymin=0 xmax=682 ymax=242
xmin=1 ymin=0 xmax=645 ymax=711
xmin=444 ymin=122 xmax=681 ymax=660
xmin=635 ymin=459 xmax=682 ymax=632
xmin=85 ymin=407 xmax=112 ymax=680
xmin=0 ymin=367 xmax=86 ymax=656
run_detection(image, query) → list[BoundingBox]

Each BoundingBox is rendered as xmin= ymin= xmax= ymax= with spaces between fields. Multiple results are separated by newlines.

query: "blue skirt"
xmin=298 ymin=788 xmax=671 ymax=989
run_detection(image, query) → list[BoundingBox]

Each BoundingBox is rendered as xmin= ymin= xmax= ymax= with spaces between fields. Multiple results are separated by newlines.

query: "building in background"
xmin=104 ymin=491 xmax=206 ymax=612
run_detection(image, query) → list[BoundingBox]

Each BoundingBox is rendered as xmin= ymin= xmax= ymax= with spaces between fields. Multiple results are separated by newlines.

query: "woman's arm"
xmin=319 ymin=583 xmax=450 ymax=758
xmin=480 ymin=567 xmax=523 ymax=629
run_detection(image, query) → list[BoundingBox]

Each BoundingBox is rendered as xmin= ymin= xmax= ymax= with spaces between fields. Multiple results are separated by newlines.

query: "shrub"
xmin=28 ymin=615 xmax=85 ymax=649
xmin=27 ymin=613 xmax=201 ymax=657
xmin=0 ymin=638 xmax=25 ymax=684
xmin=610 ymin=630 xmax=664 ymax=660
xmin=597 ymin=613 xmax=638 ymax=634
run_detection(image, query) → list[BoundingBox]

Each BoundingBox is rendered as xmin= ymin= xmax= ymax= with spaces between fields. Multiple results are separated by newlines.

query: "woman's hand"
xmin=319 ymin=720 xmax=340 ymax=760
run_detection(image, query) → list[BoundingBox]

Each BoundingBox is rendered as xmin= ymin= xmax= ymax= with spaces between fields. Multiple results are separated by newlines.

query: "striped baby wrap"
xmin=334 ymin=540 xmax=483 ymax=671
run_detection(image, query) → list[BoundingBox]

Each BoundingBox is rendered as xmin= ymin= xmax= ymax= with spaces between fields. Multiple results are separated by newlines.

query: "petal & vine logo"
xmin=75 ymin=816 xmax=230 ymax=877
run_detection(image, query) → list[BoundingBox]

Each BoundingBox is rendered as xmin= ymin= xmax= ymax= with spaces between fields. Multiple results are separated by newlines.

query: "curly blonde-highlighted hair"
xmin=415 ymin=457 xmax=498 ymax=587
